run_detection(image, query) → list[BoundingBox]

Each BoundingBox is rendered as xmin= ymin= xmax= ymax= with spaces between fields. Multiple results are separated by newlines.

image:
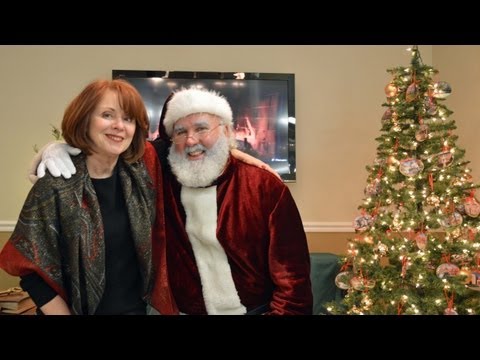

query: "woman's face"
xmin=88 ymin=89 xmax=136 ymax=159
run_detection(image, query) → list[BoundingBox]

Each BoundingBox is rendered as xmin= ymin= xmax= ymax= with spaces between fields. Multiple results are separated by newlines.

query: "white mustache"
xmin=185 ymin=144 xmax=207 ymax=155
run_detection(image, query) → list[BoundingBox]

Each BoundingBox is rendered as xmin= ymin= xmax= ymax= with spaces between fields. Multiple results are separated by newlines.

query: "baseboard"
xmin=303 ymin=222 xmax=354 ymax=233
xmin=0 ymin=221 xmax=15 ymax=232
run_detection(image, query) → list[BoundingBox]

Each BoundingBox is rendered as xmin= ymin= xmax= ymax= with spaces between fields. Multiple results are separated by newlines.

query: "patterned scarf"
xmin=5 ymin=154 xmax=156 ymax=314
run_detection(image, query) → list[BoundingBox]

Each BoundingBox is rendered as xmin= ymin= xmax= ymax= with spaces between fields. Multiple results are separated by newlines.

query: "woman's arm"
xmin=40 ymin=295 xmax=72 ymax=315
xmin=20 ymin=273 xmax=71 ymax=315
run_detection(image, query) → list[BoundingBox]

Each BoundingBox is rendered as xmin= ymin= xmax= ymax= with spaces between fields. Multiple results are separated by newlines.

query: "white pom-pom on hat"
xmin=163 ymin=87 xmax=233 ymax=136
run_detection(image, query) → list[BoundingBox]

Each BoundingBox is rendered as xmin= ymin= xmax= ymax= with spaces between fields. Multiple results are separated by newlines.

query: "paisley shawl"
xmin=0 ymin=153 xmax=156 ymax=314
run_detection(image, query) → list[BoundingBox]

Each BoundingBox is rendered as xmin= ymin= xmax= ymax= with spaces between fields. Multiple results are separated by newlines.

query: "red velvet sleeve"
xmin=267 ymin=186 xmax=313 ymax=315
xmin=142 ymin=142 xmax=179 ymax=314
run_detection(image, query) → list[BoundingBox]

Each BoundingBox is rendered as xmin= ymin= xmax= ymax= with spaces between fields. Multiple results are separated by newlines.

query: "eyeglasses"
xmin=171 ymin=123 xmax=223 ymax=145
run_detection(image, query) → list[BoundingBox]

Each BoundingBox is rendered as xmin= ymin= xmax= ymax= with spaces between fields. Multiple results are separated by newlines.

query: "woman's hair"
xmin=61 ymin=79 xmax=149 ymax=163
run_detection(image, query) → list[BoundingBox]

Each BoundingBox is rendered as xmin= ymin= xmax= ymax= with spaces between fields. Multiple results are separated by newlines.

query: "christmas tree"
xmin=328 ymin=46 xmax=480 ymax=315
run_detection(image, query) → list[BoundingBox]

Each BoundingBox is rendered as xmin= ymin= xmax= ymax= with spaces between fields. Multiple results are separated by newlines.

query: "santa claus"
xmin=151 ymin=87 xmax=312 ymax=315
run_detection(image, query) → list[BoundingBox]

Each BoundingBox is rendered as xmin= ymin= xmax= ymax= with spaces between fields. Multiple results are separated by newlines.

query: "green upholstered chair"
xmin=309 ymin=253 xmax=344 ymax=315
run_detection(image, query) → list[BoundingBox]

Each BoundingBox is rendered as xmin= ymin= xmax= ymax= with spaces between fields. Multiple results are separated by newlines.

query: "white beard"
xmin=168 ymin=134 xmax=230 ymax=188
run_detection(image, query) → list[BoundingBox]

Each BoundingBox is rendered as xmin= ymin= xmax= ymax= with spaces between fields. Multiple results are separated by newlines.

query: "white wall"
xmin=433 ymin=46 xmax=480 ymax=184
xmin=0 ymin=45 xmax=443 ymax=229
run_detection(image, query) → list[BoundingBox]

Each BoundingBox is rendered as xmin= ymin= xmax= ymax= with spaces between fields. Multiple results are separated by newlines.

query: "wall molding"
xmin=303 ymin=222 xmax=354 ymax=233
xmin=0 ymin=221 xmax=15 ymax=232
xmin=0 ymin=220 xmax=354 ymax=233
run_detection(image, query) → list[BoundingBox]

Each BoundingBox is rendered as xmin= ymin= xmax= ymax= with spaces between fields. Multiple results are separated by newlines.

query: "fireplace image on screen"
xmin=112 ymin=70 xmax=296 ymax=182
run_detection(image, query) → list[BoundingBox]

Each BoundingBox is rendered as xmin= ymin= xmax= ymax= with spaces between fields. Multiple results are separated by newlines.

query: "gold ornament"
xmin=426 ymin=194 xmax=440 ymax=207
xmin=458 ymin=268 xmax=472 ymax=284
xmin=363 ymin=235 xmax=374 ymax=244
xmin=385 ymin=83 xmax=398 ymax=97
xmin=448 ymin=227 xmax=461 ymax=239
xmin=387 ymin=155 xmax=396 ymax=165
xmin=374 ymin=242 xmax=388 ymax=256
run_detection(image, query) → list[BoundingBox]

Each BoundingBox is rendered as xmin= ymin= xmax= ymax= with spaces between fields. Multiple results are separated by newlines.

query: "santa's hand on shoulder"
xmin=28 ymin=141 xmax=81 ymax=184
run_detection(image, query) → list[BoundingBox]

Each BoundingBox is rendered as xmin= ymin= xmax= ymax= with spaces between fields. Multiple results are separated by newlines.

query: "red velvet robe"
xmin=162 ymin=155 xmax=313 ymax=315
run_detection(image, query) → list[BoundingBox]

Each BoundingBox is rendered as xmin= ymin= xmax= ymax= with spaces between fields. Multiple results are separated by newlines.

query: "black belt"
xmin=246 ymin=303 xmax=269 ymax=315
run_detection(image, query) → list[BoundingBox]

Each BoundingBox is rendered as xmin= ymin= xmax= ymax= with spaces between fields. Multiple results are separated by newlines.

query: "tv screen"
xmin=112 ymin=70 xmax=296 ymax=182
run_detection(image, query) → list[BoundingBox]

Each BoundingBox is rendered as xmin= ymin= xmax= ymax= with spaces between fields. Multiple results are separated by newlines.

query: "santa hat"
xmin=162 ymin=87 xmax=233 ymax=137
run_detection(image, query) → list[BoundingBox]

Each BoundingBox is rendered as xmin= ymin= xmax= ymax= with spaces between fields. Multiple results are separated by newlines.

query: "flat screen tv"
xmin=112 ymin=70 xmax=296 ymax=182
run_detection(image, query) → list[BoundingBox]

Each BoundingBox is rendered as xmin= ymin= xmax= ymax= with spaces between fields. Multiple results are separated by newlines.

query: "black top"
xmin=21 ymin=164 xmax=146 ymax=315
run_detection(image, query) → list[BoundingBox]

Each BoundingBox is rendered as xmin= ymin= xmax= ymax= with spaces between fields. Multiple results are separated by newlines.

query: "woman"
xmin=0 ymin=79 xmax=174 ymax=315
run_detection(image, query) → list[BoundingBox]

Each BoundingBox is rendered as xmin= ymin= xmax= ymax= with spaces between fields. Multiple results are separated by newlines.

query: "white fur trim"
xmin=164 ymin=88 xmax=233 ymax=136
xmin=181 ymin=186 xmax=246 ymax=315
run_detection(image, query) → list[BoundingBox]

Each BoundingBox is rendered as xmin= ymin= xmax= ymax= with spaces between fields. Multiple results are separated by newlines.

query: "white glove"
xmin=28 ymin=141 xmax=82 ymax=184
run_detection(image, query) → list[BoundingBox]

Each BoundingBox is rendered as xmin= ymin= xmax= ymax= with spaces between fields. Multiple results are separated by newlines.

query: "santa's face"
xmin=168 ymin=113 xmax=231 ymax=188
xmin=171 ymin=113 xmax=224 ymax=157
